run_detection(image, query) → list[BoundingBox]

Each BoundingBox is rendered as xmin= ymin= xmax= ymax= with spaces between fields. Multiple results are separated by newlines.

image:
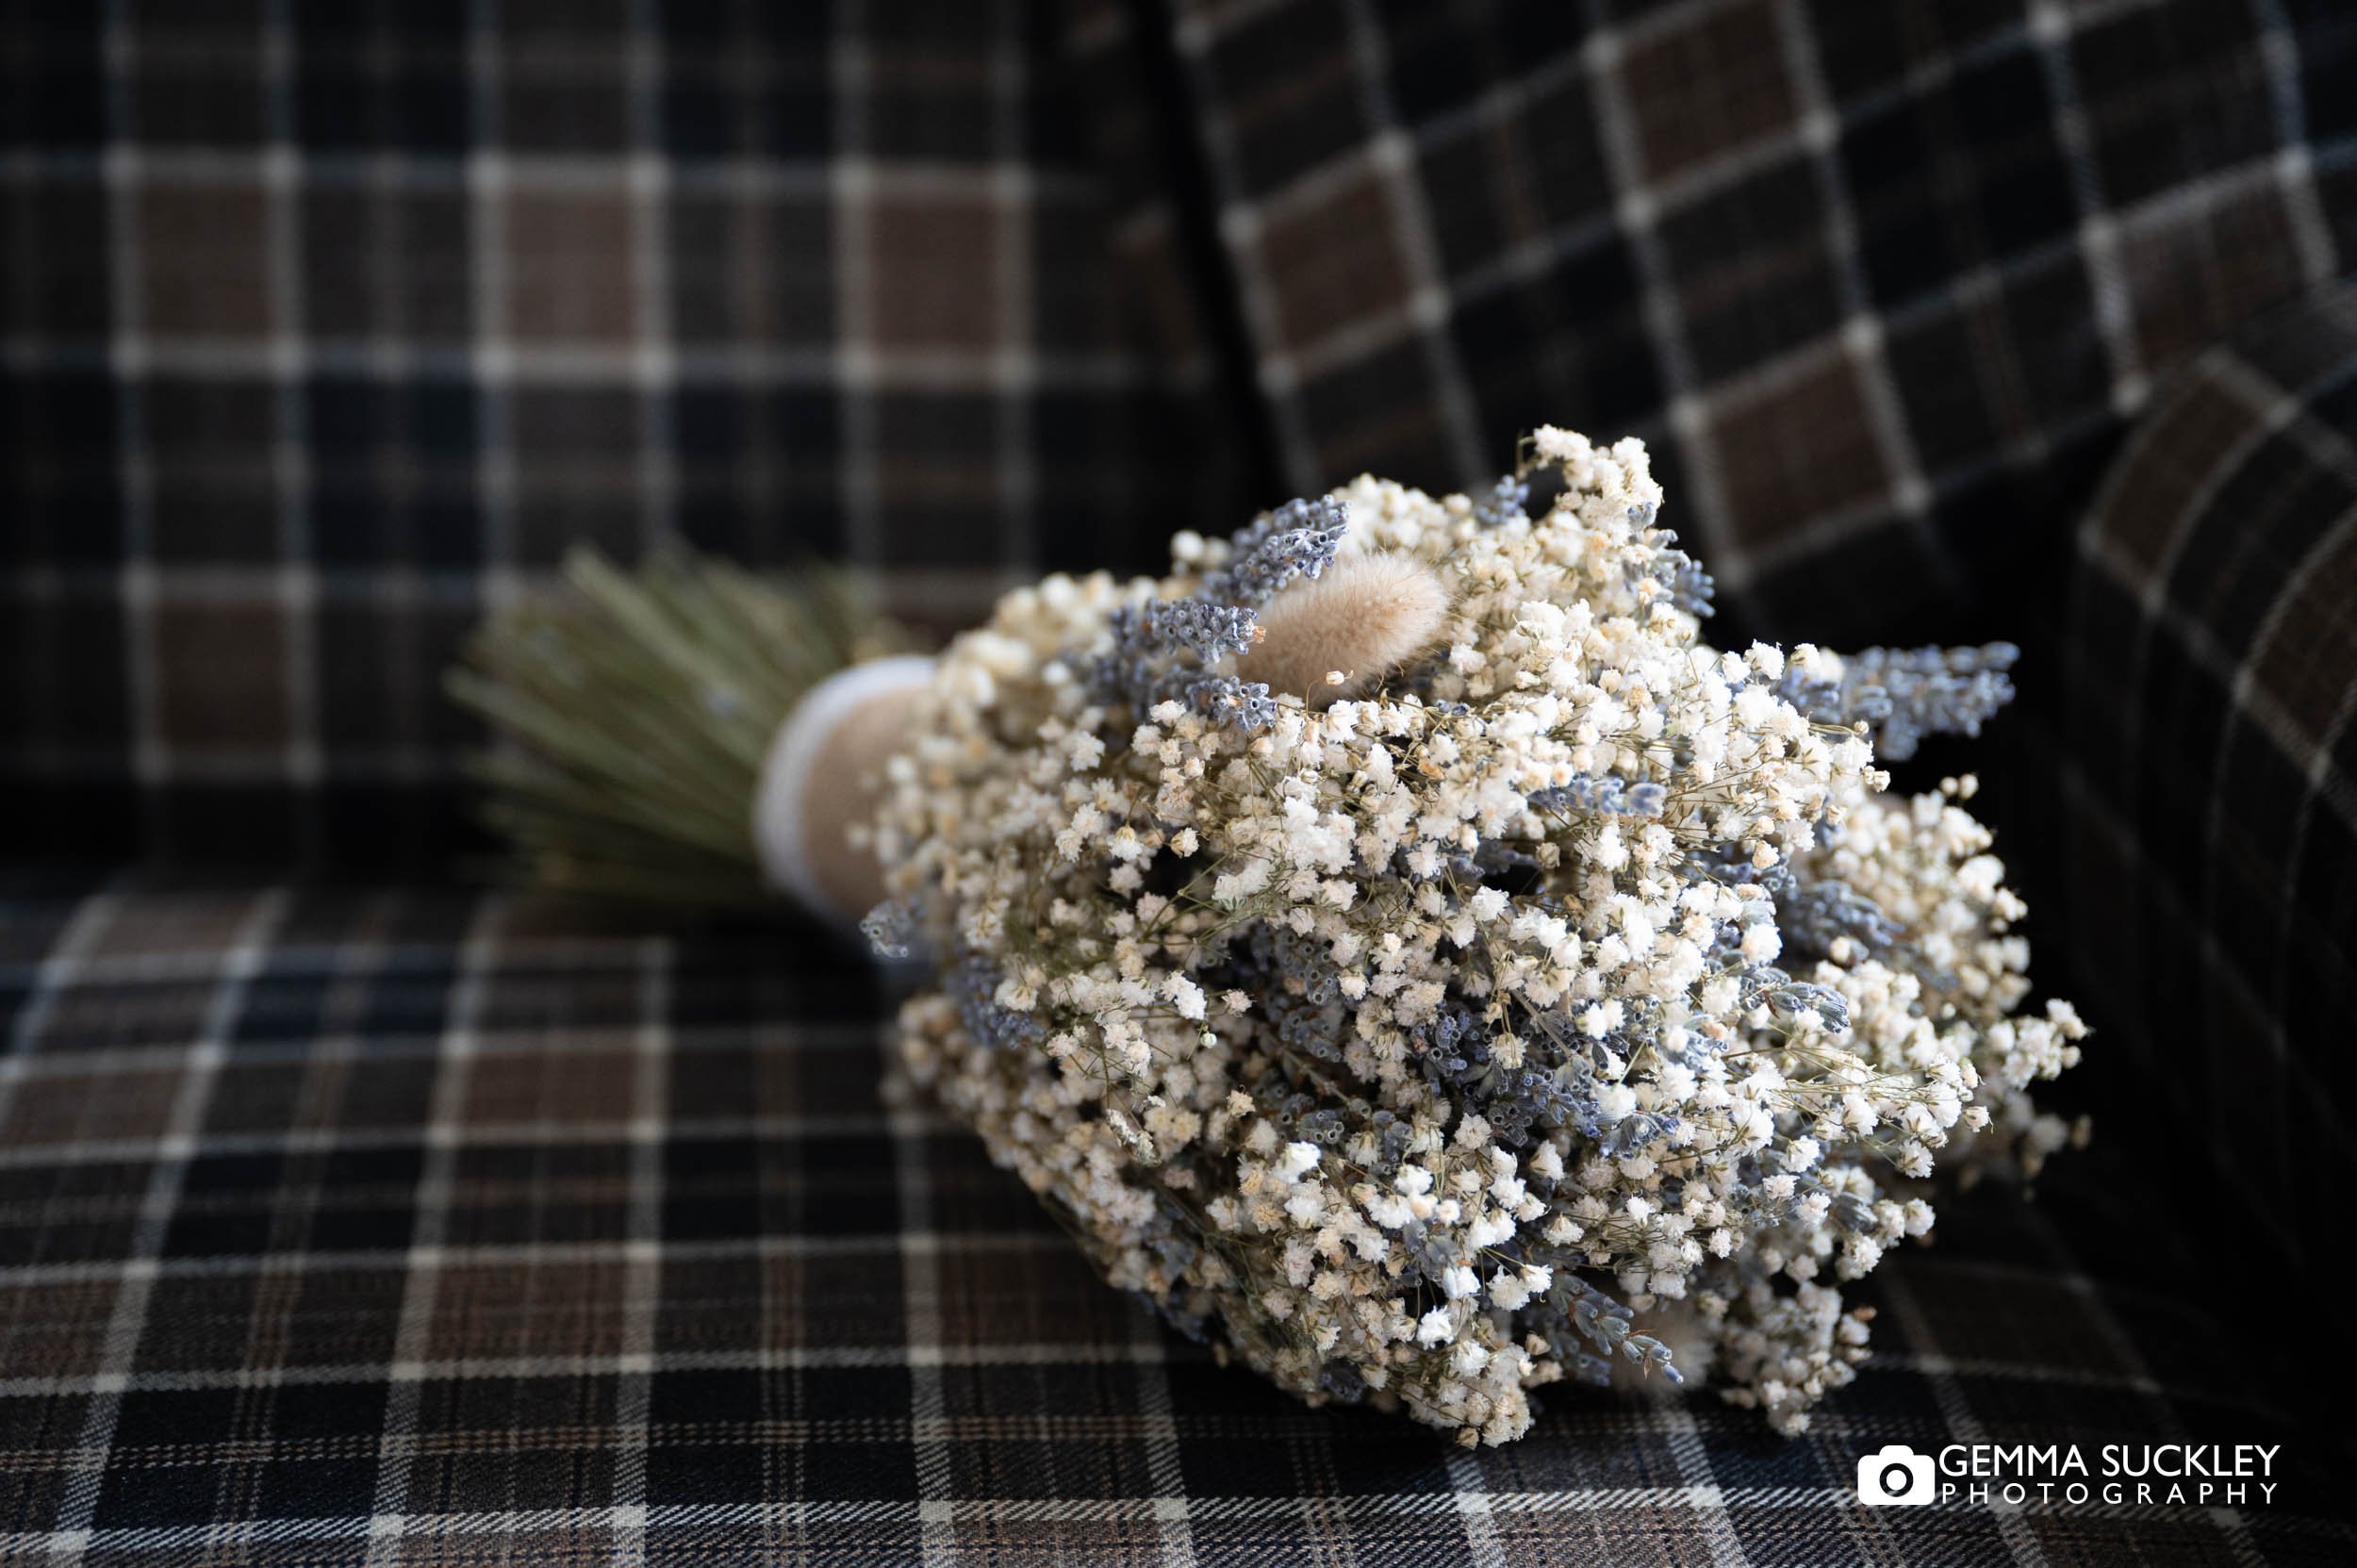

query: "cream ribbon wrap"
xmin=751 ymin=653 xmax=934 ymax=923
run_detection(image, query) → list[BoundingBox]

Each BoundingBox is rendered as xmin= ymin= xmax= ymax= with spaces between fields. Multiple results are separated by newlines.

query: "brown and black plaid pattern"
xmin=0 ymin=871 xmax=2345 ymax=1566
xmin=2062 ymin=281 xmax=2357 ymax=1320
xmin=1 ymin=0 xmax=1247 ymax=867
xmin=8 ymin=7 xmax=2357 ymax=1557
xmin=9 ymin=1 xmax=2357 ymax=859
xmin=1109 ymin=0 xmax=2357 ymax=647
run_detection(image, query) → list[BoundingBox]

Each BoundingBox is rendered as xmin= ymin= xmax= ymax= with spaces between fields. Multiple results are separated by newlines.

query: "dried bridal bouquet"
xmin=454 ymin=426 xmax=2085 ymax=1444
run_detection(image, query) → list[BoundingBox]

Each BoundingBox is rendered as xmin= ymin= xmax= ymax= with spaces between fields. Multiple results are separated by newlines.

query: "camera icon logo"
xmin=1856 ymin=1444 xmax=1937 ymax=1506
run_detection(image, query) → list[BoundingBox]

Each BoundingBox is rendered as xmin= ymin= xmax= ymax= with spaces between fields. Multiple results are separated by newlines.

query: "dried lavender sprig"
xmin=1131 ymin=599 xmax=1260 ymax=665
xmin=1472 ymin=474 xmax=1528 ymax=529
xmin=1778 ymin=643 xmax=2019 ymax=761
xmin=948 ymin=952 xmax=1047 ymax=1052
xmin=1530 ymin=773 xmax=1668 ymax=818
xmin=1202 ymin=520 xmax=1347 ymax=606
xmin=861 ymin=900 xmax=916 ymax=958
xmin=1213 ymin=495 xmax=1349 ymax=586
xmin=1780 ymin=880 xmax=1903 ymax=962
xmin=1532 ymin=1274 xmax=1684 ymax=1386
xmin=1096 ymin=495 xmax=1350 ymax=730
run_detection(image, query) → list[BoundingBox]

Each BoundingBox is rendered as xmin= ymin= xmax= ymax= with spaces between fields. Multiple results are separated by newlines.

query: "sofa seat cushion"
xmin=0 ymin=873 xmax=2340 ymax=1566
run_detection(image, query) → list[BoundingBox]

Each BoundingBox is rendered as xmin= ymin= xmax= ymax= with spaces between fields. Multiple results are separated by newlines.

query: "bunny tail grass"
xmin=445 ymin=545 xmax=909 ymax=910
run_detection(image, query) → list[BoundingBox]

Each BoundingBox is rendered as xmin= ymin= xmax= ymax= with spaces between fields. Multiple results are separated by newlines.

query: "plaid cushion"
xmin=0 ymin=1 xmax=1249 ymax=867
xmin=1081 ymin=0 xmax=2357 ymax=646
xmin=2062 ymin=281 xmax=2357 ymax=1312
xmin=0 ymin=872 xmax=2345 ymax=1565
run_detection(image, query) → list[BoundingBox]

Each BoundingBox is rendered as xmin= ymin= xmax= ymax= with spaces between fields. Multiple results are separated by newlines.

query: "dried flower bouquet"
xmin=455 ymin=426 xmax=2085 ymax=1444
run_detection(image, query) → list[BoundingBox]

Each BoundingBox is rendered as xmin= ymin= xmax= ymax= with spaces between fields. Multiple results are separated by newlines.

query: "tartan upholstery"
xmin=2063 ymin=281 xmax=2357 ymax=1310
xmin=0 ymin=873 xmax=2346 ymax=1566
xmin=1070 ymin=0 xmax=2357 ymax=647
xmin=1 ymin=0 xmax=1247 ymax=867
xmin=12 ymin=1 xmax=2357 ymax=862
xmin=6 ymin=1 xmax=2357 ymax=1560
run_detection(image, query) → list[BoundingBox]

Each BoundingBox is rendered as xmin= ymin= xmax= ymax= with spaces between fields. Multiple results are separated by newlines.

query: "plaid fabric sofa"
xmin=4 ymin=2 xmax=2354 ymax=1563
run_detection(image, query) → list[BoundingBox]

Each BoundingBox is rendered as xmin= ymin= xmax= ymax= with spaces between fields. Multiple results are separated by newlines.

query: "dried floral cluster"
xmin=867 ymin=428 xmax=2085 ymax=1444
